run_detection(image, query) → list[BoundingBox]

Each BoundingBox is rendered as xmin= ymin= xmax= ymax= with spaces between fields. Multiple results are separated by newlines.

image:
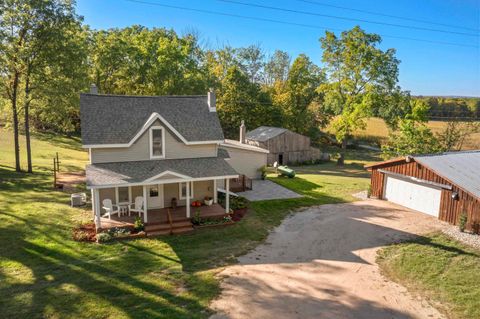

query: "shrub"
xmin=367 ymin=185 xmax=372 ymax=198
xmin=471 ymin=222 xmax=480 ymax=235
xmin=258 ymin=165 xmax=267 ymax=179
xmin=134 ymin=217 xmax=144 ymax=232
xmin=97 ymin=232 xmax=112 ymax=243
xmin=116 ymin=228 xmax=131 ymax=236
xmin=192 ymin=210 xmax=202 ymax=225
xmin=458 ymin=211 xmax=468 ymax=232
xmin=230 ymin=196 xmax=249 ymax=210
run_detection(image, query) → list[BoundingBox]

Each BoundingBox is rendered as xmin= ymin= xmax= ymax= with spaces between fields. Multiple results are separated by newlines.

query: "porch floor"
xmin=99 ymin=203 xmax=226 ymax=229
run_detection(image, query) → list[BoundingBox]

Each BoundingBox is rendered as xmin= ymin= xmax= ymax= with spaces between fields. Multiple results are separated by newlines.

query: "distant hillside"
xmin=414 ymin=96 xmax=480 ymax=120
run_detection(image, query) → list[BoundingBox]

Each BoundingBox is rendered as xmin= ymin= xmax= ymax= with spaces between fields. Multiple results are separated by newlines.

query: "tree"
xmin=90 ymin=26 xmax=208 ymax=95
xmin=264 ymin=50 xmax=291 ymax=85
xmin=30 ymin=24 xmax=89 ymax=134
xmin=318 ymin=26 xmax=403 ymax=163
xmin=237 ymin=44 xmax=265 ymax=83
xmin=0 ymin=0 xmax=84 ymax=172
xmin=276 ymin=54 xmax=324 ymax=136
xmin=0 ymin=0 xmax=26 ymax=171
xmin=382 ymin=100 xmax=442 ymax=157
xmin=437 ymin=121 xmax=480 ymax=151
xmin=217 ymin=66 xmax=277 ymax=138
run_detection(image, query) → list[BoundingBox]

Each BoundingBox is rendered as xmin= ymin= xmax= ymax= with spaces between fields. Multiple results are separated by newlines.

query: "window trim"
xmin=149 ymin=126 xmax=165 ymax=159
xmin=179 ymin=182 xmax=194 ymax=200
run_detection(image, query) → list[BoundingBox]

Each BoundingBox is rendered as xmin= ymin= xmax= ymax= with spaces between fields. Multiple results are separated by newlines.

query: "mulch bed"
xmin=72 ymin=222 xmax=97 ymax=242
xmin=232 ymin=208 xmax=248 ymax=222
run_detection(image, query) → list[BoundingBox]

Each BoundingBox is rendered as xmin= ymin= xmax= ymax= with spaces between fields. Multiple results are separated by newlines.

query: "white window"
xmin=149 ymin=186 xmax=159 ymax=197
xmin=179 ymin=182 xmax=194 ymax=200
xmin=118 ymin=187 xmax=129 ymax=203
xmin=149 ymin=126 xmax=165 ymax=159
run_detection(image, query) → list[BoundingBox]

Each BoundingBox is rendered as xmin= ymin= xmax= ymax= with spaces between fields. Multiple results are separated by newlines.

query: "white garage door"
xmin=384 ymin=175 xmax=441 ymax=217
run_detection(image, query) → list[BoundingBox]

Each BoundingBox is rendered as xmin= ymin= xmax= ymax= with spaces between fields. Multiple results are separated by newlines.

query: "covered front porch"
xmin=98 ymin=203 xmax=227 ymax=229
xmin=90 ymin=177 xmax=234 ymax=230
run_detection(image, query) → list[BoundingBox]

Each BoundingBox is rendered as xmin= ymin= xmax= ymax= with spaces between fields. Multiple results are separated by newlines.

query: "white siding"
xmin=90 ymin=120 xmax=217 ymax=163
xmin=220 ymin=145 xmax=267 ymax=179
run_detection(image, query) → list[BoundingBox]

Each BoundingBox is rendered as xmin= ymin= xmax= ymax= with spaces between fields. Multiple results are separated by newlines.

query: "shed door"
xmin=383 ymin=175 xmax=441 ymax=217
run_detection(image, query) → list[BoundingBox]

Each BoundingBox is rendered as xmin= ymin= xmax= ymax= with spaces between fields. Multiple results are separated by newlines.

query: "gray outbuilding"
xmin=245 ymin=126 xmax=329 ymax=165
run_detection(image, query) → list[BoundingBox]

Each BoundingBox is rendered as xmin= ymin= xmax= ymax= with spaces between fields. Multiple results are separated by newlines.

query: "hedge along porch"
xmin=90 ymin=176 xmax=235 ymax=229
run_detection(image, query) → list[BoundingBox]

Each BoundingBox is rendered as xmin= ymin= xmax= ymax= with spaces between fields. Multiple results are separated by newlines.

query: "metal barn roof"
xmin=414 ymin=150 xmax=480 ymax=200
xmin=246 ymin=126 xmax=288 ymax=142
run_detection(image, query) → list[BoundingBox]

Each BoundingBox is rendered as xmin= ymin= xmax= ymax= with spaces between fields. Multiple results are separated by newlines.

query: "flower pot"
xmin=204 ymin=199 xmax=213 ymax=206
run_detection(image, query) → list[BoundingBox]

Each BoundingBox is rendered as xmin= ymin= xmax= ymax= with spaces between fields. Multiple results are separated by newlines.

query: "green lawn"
xmin=0 ymin=129 xmax=373 ymax=318
xmin=377 ymin=233 xmax=480 ymax=319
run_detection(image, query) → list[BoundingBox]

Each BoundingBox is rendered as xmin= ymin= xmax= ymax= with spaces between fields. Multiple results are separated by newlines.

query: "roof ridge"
xmin=414 ymin=149 xmax=480 ymax=158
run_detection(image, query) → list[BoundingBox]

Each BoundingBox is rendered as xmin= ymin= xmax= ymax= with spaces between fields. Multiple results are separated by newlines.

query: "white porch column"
xmin=213 ymin=179 xmax=218 ymax=204
xmin=91 ymin=189 xmax=95 ymax=218
xmin=94 ymin=189 xmax=101 ymax=229
xmin=143 ymin=185 xmax=148 ymax=223
xmin=186 ymin=182 xmax=191 ymax=218
xmin=225 ymin=178 xmax=230 ymax=214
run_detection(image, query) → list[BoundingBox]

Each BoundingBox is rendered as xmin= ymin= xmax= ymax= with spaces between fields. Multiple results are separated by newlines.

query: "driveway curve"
xmin=210 ymin=200 xmax=446 ymax=319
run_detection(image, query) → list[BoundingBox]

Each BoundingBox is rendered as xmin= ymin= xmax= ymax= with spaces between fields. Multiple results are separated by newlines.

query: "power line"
xmin=295 ymin=0 xmax=480 ymax=33
xmin=218 ymin=0 xmax=479 ymax=37
xmin=124 ymin=0 xmax=478 ymax=48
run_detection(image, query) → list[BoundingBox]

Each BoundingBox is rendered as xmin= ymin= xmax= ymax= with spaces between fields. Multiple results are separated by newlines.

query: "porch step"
xmin=145 ymin=220 xmax=192 ymax=232
xmin=171 ymin=225 xmax=194 ymax=234
xmin=144 ymin=223 xmax=170 ymax=232
xmin=145 ymin=220 xmax=194 ymax=236
xmin=146 ymin=229 xmax=172 ymax=237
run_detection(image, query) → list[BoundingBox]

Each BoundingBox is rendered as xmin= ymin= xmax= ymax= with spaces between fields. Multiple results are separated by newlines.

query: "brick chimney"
xmin=207 ymin=89 xmax=216 ymax=112
xmin=239 ymin=120 xmax=246 ymax=144
xmin=90 ymin=84 xmax=98 ymax=94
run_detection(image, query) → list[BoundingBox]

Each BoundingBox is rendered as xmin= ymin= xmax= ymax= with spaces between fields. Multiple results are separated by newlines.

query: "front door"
xmin=147 ymin=184 xmax=164 ymax=209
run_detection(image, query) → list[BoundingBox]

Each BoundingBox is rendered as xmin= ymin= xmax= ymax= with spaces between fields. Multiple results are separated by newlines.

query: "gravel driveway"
xmin=211 ymin=200 xmax=447 ymax=319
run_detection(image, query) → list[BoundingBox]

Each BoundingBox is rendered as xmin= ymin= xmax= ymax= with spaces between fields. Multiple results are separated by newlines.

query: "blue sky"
xmin=77 ymin=0 xmax=480 ymax=96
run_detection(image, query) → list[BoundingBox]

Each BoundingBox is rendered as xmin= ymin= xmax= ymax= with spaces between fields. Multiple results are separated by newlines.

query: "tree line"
xmin=418 ymin=96 xmax=480 ymax=120
xmin=2 ymin=1 xmax=477 ymax=172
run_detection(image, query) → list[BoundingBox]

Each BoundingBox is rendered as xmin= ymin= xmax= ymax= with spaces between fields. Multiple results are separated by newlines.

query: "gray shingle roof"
xmin=414 ymin=150 xmax=480 ymax=200
xmin=86 ymin=156 xmax=238 ymax=187
xmin=246 ymin=126 xmax=288 ymax=142
xmin=80 ymin=94 xmax=224 ymax=145
xmin=217 ymin=148 xmax=230 ymax=159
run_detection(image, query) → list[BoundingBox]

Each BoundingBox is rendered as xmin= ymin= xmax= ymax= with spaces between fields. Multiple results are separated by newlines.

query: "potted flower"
xmin=204 ymin=196 xmax=213 ymax=206
xmin=191 ymin=200 xmax=202 ymax=207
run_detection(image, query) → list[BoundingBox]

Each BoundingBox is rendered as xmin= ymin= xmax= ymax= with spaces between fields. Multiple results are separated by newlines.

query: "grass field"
xmin=327 ymin=117 xmax=480 ymax=150
xmin=0 ymin=128 xmax=372 ymax=318
xmin=378 ymin=233 xmax=480 ymax=319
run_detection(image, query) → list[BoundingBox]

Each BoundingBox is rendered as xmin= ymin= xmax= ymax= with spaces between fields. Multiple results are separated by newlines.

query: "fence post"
xmin=53 ymin=158 xmax=57 ymax=188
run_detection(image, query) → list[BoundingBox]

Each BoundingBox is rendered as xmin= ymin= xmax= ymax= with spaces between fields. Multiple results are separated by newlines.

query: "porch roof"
xmin=86 ymin=156 xmax=238 ymax=188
